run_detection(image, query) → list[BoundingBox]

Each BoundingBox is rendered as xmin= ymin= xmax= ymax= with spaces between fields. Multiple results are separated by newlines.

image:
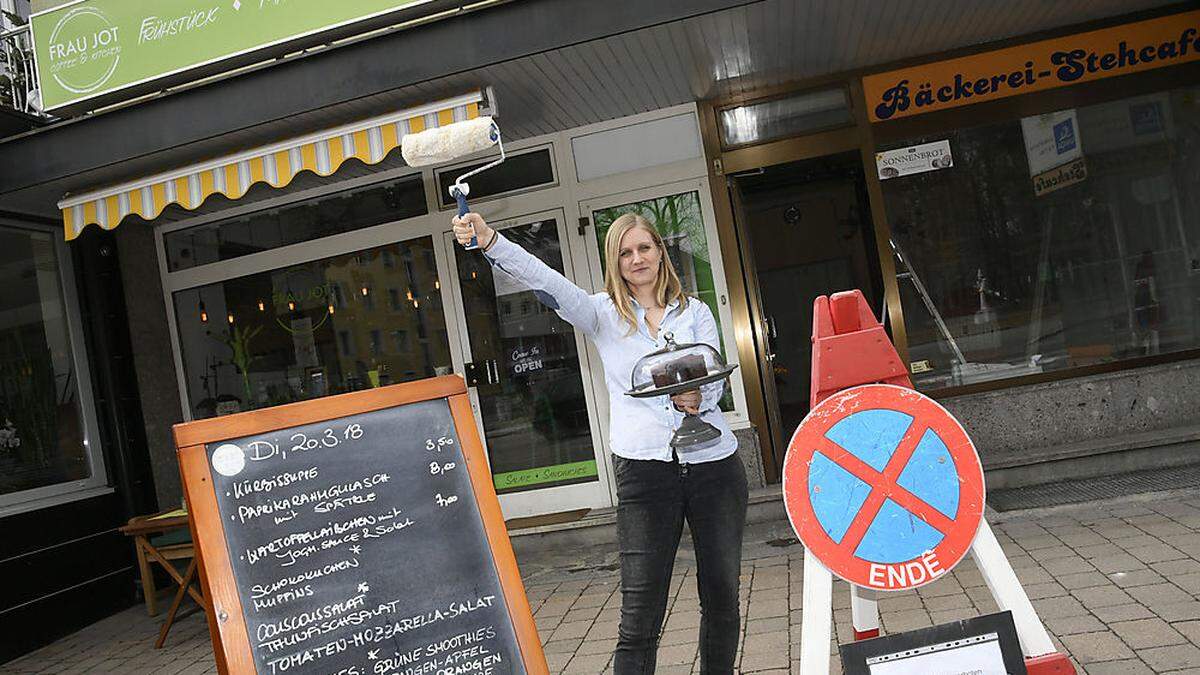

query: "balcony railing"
xmin=1 ymin=22 xmax=45 ymax=118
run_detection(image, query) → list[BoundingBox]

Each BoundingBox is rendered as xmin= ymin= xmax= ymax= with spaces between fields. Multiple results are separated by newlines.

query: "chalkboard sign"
xmin=175 ymin=376 xmax=547 ymax=675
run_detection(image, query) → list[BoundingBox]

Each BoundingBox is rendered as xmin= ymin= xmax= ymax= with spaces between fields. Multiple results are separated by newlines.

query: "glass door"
xmin=443 ymin=209 xmax=611 ymax=519
xmin=729 ymin=153 xmax=883 ymax=460
xmin=578 ymin=179 xmax=749 ymax=428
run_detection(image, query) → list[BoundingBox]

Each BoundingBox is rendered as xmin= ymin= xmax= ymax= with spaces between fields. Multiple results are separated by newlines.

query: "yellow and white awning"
xmin=59 ymin=92 xmax=484 ymax=240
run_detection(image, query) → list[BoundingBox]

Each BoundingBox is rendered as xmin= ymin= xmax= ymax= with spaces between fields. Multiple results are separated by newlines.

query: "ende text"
xmin=874 ymin=27 xmax=1200 ymax=120
xmin=866 ymin=551 xmax=946 ymax=589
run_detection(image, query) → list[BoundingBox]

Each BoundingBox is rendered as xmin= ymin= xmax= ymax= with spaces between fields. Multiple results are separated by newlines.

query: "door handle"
xmin=764 ymin=316 xmax=778 ymax=362
xmin=463 ymin=360 xmax=503 ymax=386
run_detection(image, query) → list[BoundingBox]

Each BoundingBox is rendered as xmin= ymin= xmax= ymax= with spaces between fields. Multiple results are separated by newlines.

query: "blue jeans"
xmin=612 ymin=453 xmax=749 ymax=674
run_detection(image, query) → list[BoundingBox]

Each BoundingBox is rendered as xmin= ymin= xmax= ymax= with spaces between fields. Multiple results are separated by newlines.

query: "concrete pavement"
xmin=8 ymin=489 xmax=1200 ymax=673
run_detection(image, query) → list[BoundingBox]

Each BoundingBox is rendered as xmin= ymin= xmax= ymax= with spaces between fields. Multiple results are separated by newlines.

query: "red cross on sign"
xmin=783 ymin=384 xmax=985 ymax=591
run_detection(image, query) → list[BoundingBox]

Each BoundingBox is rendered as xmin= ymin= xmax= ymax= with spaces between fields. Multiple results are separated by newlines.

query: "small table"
xmin=120 ymin=508 xmax=206 ymax=648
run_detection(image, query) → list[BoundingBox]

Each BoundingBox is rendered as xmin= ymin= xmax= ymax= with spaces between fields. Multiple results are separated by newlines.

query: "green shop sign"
xmin=492 ymin=460 xmax=599 ymax=491
xmin=31 ymin=0 xmax=433 ymax=112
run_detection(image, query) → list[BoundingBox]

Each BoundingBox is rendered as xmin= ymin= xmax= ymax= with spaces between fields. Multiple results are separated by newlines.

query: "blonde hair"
xmin=603 ymin=213 xmax=687 ymax=335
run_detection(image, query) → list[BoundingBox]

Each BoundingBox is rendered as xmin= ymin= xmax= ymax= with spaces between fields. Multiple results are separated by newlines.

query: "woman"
xmin=452 ymin=211 xmax=748 ymax=674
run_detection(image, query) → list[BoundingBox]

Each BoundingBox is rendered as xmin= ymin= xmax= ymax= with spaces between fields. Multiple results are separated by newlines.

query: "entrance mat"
xmin=988 ymin=463 xmax=1200 ymax=512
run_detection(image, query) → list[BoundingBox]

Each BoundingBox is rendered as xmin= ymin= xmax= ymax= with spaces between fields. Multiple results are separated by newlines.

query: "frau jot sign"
xmin=30 ymin=0 xmax=436 ymax=112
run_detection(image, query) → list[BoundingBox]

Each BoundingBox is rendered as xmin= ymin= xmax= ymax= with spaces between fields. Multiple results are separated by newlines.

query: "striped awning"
xmin=59 ymin=91 xmax=485 ymax=240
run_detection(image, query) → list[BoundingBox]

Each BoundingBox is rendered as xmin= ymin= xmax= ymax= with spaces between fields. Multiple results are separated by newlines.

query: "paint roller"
xmin=401 ymin=114 xmax=505 ymax=249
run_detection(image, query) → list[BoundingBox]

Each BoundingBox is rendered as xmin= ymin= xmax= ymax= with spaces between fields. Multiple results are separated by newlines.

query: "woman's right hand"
xmin=452 ymin=212 xmax=495 ymax=251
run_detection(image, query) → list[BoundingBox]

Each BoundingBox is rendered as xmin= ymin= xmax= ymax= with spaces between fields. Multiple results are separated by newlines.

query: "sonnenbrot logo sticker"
xmin=875 ymin=140 xmax=954 ymax=180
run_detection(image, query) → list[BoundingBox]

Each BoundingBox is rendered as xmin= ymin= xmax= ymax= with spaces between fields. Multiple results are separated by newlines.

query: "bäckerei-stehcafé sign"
xmin=863 ymin=10 xmax=1200 ymax=122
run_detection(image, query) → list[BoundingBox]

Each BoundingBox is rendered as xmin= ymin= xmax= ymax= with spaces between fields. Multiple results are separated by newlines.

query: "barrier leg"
xmin=799 ymin=546 xmax=834 ymax=675
xmin=849 ymin=585 xmax=880 ymax=640
xmin=971 ymin=520 xmax=1075 ymax=673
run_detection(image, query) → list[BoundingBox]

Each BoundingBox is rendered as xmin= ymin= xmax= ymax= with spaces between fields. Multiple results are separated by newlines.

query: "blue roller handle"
xmin=453 ymin=186 xmax=479 ymax=250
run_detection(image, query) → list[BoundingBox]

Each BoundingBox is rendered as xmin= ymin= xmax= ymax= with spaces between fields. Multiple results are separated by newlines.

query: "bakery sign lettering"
xmin=863 ymin=10 xmax=1200 ymax=122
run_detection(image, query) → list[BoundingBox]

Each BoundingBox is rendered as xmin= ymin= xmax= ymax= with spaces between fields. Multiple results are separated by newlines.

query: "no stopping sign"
xmin=783 ymin=385 xmax=985 ymax=591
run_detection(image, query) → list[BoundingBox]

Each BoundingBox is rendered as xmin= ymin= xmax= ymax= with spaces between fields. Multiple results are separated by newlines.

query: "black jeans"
xmin=612 ymin=453 xmax=749 ymax=674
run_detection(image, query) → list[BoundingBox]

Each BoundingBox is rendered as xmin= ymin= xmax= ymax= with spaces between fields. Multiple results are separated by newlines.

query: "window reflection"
xmin=0 ymin=227 xmax=90 ymax=496
xmin=174 ymin=237 xmax=452 ymax=419
xmin=881 ymin=88 xmax=1200 ymax=388
xmin=164 ymin=175 xmax=426 ymax=272
xmin=454 ymin=220 xmax=597 ymax=494
xmin=592 ymin=191 xmax=735 ymax=411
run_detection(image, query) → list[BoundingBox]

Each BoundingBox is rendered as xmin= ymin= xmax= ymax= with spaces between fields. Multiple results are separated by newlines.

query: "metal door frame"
xmin=440 ymin=206 xmax=614 ymax=519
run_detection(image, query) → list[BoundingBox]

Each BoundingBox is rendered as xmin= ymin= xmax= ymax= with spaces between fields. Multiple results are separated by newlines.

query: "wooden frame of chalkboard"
xmin=174 ymin=375 xmax=548 ymax=675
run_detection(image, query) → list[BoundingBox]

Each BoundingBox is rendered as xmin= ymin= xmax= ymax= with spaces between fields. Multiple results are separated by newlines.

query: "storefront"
xmin=37 ymin=1 xmax=1196 ymax=519
xmin=105 ymin=99 xmax=759 ymax=521
xmin=2 ymin=0 xmax=1197 ymax=662
xmin=697 ymin=7 xmax=1200 ymax=485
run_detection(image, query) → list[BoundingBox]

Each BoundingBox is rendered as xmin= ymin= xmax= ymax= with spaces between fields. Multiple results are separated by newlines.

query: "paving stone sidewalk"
xmin=9 ymin=490 xmax=1200 ymax=674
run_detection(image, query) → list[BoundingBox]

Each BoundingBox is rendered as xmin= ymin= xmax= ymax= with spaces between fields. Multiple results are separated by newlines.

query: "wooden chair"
xmin=120 ymin=509 xmax=205 ymax=647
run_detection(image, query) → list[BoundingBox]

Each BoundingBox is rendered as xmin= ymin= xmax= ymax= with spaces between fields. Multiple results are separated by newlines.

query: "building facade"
xmin=1 ymin=0 xmax=1198 ymax=662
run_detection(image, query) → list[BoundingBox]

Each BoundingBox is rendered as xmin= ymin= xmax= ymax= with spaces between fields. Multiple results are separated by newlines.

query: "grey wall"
xmin=942 ymin=358 xmax=1200 ymax=472
xmin=734 ymin=426 xmax=766 ymax=489
xmin=115 ymin=224 xmax=185 ymax=509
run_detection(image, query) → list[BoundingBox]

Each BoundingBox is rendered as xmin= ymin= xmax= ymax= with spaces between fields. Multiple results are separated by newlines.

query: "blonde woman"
xmin=453 ymin=211 xmax=748 ymax=674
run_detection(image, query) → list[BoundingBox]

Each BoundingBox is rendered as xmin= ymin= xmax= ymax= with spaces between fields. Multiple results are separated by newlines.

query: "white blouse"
xmin=483 ymin=231 xmax=737 ymax=464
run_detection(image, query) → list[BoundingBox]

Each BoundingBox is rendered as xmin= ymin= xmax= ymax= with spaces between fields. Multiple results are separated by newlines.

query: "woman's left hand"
xmin=671 ymin=389 xmax=701 ymax=414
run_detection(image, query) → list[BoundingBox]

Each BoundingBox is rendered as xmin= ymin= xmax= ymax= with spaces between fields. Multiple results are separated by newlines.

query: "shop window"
xmin=0 ymin=224 xmax=104 ymax=510
xmin=435 ymin=148 xmax=556 ymax=208
xmin=163 ymin=174 xmax=426 ymax=271
xmin=879 ymin=88 xmax=1200 ymax=390
xmin=591 ymin=191 xmax=735 ymax=412
xmin=172 ymin=237 xmax=452 ymax=419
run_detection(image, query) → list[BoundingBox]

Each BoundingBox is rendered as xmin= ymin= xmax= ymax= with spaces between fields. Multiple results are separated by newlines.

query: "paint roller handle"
xmin=452 ymin=212 xmax=494 ymax=253
xmin=451 ymin=186 xmax=479 ymax=249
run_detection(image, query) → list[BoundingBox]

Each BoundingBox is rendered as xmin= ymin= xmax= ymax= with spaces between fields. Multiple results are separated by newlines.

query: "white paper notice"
xmin=875 ymin=140 xmax=953 ymax=180
xmin=868 ymin=634 xmax=1007 ymax=675
xmin=1021 ymin=110 xmax=1082 ymax=176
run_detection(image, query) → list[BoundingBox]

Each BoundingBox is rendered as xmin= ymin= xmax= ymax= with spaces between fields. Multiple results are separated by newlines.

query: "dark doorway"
xmin=732 ymin=152 xmax=884 ymax=464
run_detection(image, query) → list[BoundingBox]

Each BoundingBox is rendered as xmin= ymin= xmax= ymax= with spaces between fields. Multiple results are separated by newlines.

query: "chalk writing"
xmin=425 ymin=436 xmax=454 ymax=452
xmin=240 ymin=422 xmax=367 ymax=464
xmin=429 ymin=461 xmax=457 ymax=475
xmin=232 ymin=467 xmax=320 ymax=499
xmin=234 ymin=473 xmax=390 ymax=524
xmin=205 ymin=400 xmax=527 ymax=674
